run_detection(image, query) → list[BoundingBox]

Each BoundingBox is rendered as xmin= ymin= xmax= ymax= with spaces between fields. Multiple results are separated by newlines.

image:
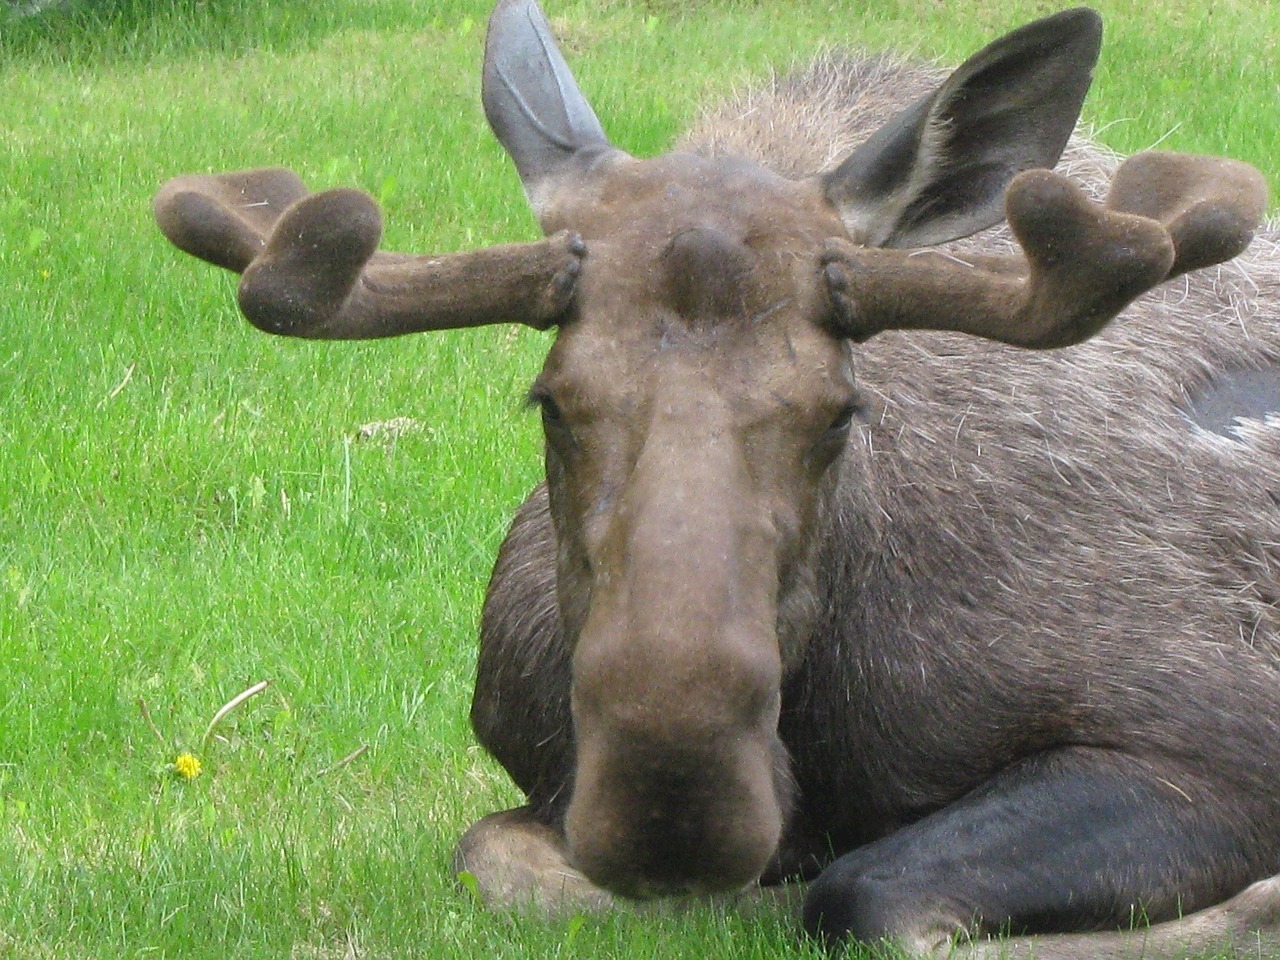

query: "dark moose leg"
xmin=804 ymin=747 xmax=1280 ymax=958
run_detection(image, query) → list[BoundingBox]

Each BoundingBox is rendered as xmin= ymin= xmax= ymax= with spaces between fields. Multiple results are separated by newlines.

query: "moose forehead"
xmin=544 ymin=150 xmax=844 ymax=259
xmin=538 ymin=150 xmax=852 ymax=407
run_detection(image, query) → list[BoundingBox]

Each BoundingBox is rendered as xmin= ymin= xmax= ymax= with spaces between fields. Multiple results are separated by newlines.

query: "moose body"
xmin=154 ymin=2 xmax=1280 ymax=956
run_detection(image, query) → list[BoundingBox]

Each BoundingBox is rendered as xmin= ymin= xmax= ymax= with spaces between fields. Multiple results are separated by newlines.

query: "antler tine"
xmin=823 ymin=151 xmax=1268 ymax=350
xmin=237 ymin=189 xmax=584 ymax=338
xmin=156 ymin=172 xmax=586 ymax=338
xmin=1106 ymin=151 xmax=1268 ymax=279
xmin=154 ymin=168 xmax=308 ymax=273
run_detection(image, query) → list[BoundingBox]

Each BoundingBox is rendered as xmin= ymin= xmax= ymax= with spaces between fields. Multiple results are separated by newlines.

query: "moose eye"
xmin=825 ymin=400 xmax=860 ymax=437
xmin=806 ymin=398 xmax=860 ymax=472
xmin=539 ymin=395 xmax=564 ymax=425
xmin=527 ymin=384 xmax=566 ymax=428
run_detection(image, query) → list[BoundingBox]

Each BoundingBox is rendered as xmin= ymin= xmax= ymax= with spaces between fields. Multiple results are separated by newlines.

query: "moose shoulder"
xmin=153 ymin=2 xmax=1280 ymax=957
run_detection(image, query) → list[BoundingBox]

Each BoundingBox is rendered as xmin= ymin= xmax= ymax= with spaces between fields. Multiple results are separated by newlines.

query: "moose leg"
xmin=804 ymin=747 xmax=1280 ymax=958
xmin=452 ymin=806 xmax=617 ymax=915
xmin=453 ymin=805 xmax=811 ymax=918
xmin=957 ymin=875 xmax=1280 ymax=960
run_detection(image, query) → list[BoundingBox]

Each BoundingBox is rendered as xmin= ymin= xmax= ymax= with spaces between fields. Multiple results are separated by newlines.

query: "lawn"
xmin=0 ymin=0 xmax=1276 ymax=957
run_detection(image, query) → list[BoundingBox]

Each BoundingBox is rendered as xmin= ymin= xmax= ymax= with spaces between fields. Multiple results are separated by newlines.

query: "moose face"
xmin=532 ymin=152 xmax=856 ymax=895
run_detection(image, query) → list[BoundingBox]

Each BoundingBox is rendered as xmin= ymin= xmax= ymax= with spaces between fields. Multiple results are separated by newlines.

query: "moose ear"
xmin=822 ymin=7 xmax=1103 ymax=248
xmin=482 ymin=0 xmax=618 ymax=221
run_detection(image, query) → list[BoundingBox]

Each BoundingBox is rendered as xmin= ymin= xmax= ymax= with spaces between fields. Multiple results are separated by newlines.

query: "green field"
xmin=1 ymin=1 xmax=1277 ymax=957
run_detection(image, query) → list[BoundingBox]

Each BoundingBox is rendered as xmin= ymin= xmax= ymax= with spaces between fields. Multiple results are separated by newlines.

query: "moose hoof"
xmin=452 ymin=808 xmax=616 ymax=917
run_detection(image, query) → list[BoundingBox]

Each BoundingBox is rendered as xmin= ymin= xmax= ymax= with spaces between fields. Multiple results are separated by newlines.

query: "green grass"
xmin=0 ymin=1 xmax=1277 ymax=957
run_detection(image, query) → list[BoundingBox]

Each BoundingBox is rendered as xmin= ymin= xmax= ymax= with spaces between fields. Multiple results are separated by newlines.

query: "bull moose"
xmin=153 ymin=0 xmax=1280 ymax=956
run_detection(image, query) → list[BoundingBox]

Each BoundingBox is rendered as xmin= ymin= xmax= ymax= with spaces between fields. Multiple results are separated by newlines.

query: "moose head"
xmin=155 ymin=0 xmax=1266 ymax=901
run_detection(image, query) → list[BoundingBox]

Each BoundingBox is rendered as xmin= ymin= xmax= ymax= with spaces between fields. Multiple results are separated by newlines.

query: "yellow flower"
xmin=173 ymin=752 xmax=203 ymax=780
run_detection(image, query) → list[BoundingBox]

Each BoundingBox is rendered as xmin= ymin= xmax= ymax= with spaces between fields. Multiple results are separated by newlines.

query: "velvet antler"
xmin=154 ymin=168 xmax=585 ymax=338
xmin=822 ymin=152 xmax=1268 ymax=349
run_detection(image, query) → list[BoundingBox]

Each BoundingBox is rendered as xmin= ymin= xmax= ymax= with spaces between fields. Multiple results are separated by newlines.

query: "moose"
xmin=153 ymin=0 xmax=1280 ymax=956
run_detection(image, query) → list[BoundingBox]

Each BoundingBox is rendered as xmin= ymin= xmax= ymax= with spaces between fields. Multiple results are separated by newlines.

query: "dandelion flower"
xmin=173 ymin=752 xmax=203 ymax=780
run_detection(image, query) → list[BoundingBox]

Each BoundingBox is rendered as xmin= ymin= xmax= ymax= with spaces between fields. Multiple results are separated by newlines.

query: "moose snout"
xmin=564 ymin=721 xmax=787 ymax=898
xmin=559 ymin=401 xmax=791 ymax=898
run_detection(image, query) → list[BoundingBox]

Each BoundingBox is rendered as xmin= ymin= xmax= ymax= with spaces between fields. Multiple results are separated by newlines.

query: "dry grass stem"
xmin=200 ymin=680 xmax=272 ymax=753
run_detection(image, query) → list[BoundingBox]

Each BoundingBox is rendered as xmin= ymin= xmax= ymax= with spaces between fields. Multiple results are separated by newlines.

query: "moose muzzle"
xmin=560 ymin=389 xmax=790 ymax=897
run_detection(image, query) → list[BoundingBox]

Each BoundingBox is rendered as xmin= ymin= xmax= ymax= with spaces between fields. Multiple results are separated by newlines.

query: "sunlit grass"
xmin=0 ymin=1 xmax=1275 ymax=956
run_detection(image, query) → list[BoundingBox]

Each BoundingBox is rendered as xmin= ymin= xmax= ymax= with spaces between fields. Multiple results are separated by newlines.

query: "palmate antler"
xmin=153 ymin=168 xmax=585 ymax=338
xmin=822 ymin=151 xmax=1269 ymax=349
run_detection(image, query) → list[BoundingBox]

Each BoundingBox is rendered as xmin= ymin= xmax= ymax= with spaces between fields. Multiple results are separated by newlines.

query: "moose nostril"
xmin=565 ymin=768 xmax=784 ymax=900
